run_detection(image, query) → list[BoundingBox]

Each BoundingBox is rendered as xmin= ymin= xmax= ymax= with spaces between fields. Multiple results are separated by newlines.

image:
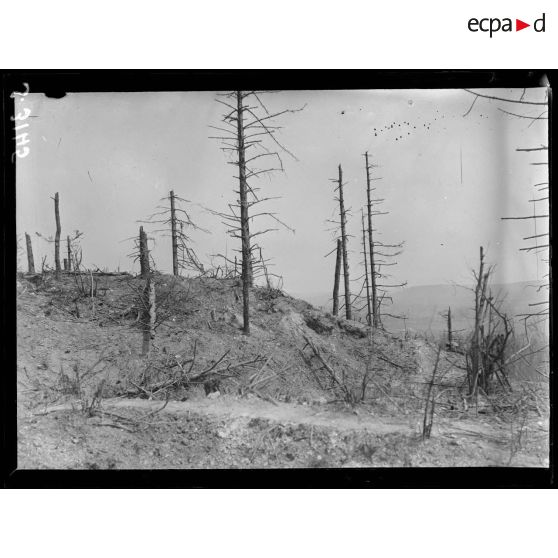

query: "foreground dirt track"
xmin=19 ymin=395 xmax=548 ymax=469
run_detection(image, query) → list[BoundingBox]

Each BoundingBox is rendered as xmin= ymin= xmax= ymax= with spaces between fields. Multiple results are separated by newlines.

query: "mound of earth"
xmin=15 ymin=272 xmax=549 ymax=470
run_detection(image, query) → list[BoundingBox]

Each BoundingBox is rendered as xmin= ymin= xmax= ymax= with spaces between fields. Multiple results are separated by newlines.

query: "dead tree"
xmin=258 ymin=247 xmax=271 ymax=289
xmin=139 ymin=226 xmax=149 ymax=278
xmin=329 ymin=164 xmax=352 ymax=320
xmin=237 ymin=90 xmax=252 ymax=333
xmin=53 ymin=192 xmax=61 ymax=277
xmin=137 ymin=225 xmax=156 ymax=356
xmin=141 ymin=277 xmax=156 ymax=357
xmin=210 ymin=91 xmax=303 ymax=335
xmin=464 ymin=88 xmax=549 ymax=321
xmin=67 ymin=231 xmax=84 ymax=272
xmin=365 ymin=151 xmax=380 ymax=326
xmin=466 ymin=247 xmax=513 ymax=399
xmin=358 ymin=152 xmax=407 ymax=327
xmin=66 ymin=235 xmax=72 ymax=271
xmin=141 ymin=191 xmax=206 ymax=277
xmin=25 ymin=232 xmax=35 ymax=273
xmin=445 ymin=307 xmax=453 ymax=349
xmin=422 ymin=346 xmax=442 ymax=440
xmin=470 ymin=246 xmax=488 ymax=397
xmin=361 ymin=210 xmax=372 ymax=325
xmin=332 ymin=239 xmax=342 ymax=316
xmin=502 ymin=163 xmax=549 ymax=321
xmin=35 ymin=228 xmax=83 ymax=274
xmin=170 ymin=190 xmax=179 ymax=275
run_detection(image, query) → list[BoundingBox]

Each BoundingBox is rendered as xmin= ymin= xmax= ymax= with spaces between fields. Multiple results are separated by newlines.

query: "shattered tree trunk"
xmin=332 ymin=239 xmax=342 ymax=316
xmin=361 ymin=210 xmax=372 ymax=326
xmin=237 ymin=90 xmax=251 ymax=335
xmin=139 ymin=226 xmax=149 ymax=278
xmin=54 ymin=192 xmax=61 ymax=277
xmin=447 ymin=306 xmax=453 ymax=348
xmin=365 ymin=152 xmax=379 ymax=327
xmin=337 ymin=164 xmax=352 ymax=320
xmin=470 ymin=246 xmax=487 ymax=397
xmin=141 ymin=277 xmax=156 ymax=357
xmin=25 ymin=232 xmax=35 ymax=273
xmin=170 ymin=190 xmax=179 ymax=276
xmin=138 ymin=225 xmax=156 ymax=356
xmin=66 ymin=235 xmax=72 ymax=271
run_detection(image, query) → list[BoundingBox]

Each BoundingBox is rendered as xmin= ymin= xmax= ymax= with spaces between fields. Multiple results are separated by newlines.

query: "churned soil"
xmin=16 ymin=273 xmax=549 ymax=470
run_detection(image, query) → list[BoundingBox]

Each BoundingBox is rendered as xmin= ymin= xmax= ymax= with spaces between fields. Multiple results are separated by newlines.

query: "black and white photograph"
xmin=9 ymin=74 xmax=550 ymax=477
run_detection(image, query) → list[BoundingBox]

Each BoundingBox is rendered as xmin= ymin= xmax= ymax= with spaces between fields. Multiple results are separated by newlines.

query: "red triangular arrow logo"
xmin=516 ymin=19 xmax=530 ymax=31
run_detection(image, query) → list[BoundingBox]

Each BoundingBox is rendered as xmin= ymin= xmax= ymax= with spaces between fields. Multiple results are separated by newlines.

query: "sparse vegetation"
xmin=15 ymin=87 xmax=549 ymax=470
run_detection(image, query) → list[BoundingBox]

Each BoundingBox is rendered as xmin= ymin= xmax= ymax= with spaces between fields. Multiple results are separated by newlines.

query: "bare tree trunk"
xmin=470 ymin=246 xmax=485 ymax=397
xmin=447 ymin=306 xmax=453 ymax=348
xmin=139 ymin=226 xmax=149 ymax=277
xmin=25 ymin=232 xmax=35 ymax=273
xmin=66 ymin=235 xmax=72 ymax=271
xmin=337 ymin=165 xmax=352 ymax=320
xmin=170 ymin=190 xmax=179 ymax=276
xmin=54 ymin=192 xmax=61 ymax=277
xmin=332 ymin=239 xmax=342 ymax=316
xmin=237 ymin=91 xmax=251 ymax=335
xmin=422 ymin=347 xmax=441 ymax=439
xmin=365 ymin=152 xmax=379 ymax=327
xmin=361 ymin=210 xmax=372 ymax=326
xmin=138 ymin=226 xmax=156 ymax=356
xmin=141 ymin=277 xmax=156 ymax=356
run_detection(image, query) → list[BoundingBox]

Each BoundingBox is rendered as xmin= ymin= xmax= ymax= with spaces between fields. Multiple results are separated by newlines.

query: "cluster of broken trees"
xmin=329 ymin=153 xmax=406 ymax=328
xmin=466 ymin=246 xmax=513 ymax=399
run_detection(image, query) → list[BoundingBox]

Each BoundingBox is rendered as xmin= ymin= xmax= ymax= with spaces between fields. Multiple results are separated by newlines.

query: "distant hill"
xmin=291 ymin=281 xmax=548 ymax=336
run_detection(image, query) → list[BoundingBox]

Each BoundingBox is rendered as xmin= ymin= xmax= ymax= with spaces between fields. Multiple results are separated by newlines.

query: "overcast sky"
xmin=16 ymin=87 xmax=548 ymax=295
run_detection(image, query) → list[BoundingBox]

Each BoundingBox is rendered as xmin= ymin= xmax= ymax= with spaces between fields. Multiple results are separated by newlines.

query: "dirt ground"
xmin=16 ymin=273 xmax=550 ymax=470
